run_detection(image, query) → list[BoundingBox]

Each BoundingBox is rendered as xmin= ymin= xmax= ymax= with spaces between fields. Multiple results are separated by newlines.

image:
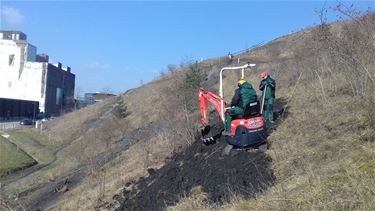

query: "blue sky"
xmin=1 ymin=1 xmax=373 ymax=95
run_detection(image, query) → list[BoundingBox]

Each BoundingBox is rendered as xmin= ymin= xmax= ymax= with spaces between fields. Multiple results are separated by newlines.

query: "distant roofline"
xmin=85 ymin=92 xmax=116 ymax=96
xmin=0 ymin=30 xmax=25 ymax=34
xmin=0 ymin=38 xmax=28 ymax=43
xmin=0 ymin=30 xmax=28 ymax=42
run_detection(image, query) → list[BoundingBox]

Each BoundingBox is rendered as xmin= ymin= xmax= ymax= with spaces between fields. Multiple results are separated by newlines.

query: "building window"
xmin=56 ymin=88 xmax=63 ymax=105
xmin=9 ymin=54 xmax=15 ymax=66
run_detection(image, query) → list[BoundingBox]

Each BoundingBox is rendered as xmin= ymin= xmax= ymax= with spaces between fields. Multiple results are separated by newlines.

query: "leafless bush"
xmin=311 ymin=4 xmax=374 ymax=97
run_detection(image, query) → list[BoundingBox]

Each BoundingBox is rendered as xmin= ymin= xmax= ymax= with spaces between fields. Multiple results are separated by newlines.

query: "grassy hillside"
xmin=2 ymin=6 xmax=373 ymax=211
xmin=169 ymin=9 xmax=375 ymax=211
xmin=0 ymin=99 xmax=116 ymax=210
xmin=49 ymin=9 xmax=375 ymax=211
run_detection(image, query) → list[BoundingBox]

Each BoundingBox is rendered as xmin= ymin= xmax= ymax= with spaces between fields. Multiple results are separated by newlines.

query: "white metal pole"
xmin=219 ymin=69 xmax=224 ymax=122
xmin=219 ymin=63 xmax=255 ymax=123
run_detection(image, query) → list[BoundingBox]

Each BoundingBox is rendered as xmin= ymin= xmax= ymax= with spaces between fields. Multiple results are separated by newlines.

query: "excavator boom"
xmin=198 ymin=88 xmax=227 ymax=145
xmin=198 ymin=88 xmax=226 ymax=125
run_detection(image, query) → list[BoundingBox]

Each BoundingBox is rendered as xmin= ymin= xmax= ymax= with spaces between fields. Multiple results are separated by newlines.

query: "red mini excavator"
xmin=198 ymin=63 xmax=267 ymax=151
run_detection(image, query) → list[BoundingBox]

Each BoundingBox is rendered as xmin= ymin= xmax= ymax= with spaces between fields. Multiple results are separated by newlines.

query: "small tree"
xmin=112 ymin=98 xmax=130 ymax=118
xmin=180 ymin=61 xmax=206 ymax=112
xmin=175 ymin=62 xmax=206 ymax=142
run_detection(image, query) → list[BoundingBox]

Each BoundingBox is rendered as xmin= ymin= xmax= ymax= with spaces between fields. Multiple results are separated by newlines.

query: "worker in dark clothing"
xmin=228 ymin=52 xmax=233 ymax=63
xmin=223 ymin=77 xmax=258 ymax=135
xmin=259 ymin=71 xmax=276 ymax=123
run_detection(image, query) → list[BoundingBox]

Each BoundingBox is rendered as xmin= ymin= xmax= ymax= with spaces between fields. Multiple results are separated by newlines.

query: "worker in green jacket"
xmin=259 ymin=71 xmax=276 ymax=123
xmin=223 ymin=77 xmax=258 ymax=135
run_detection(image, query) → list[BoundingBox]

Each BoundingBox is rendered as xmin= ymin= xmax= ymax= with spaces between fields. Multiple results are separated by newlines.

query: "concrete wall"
xmin=0 ymin=33 xmax=75 ymax=117
xmin=0 ymin=40 xmax=46 ymax=107
xmin=44 ymin=64 xmax=75 ymax=115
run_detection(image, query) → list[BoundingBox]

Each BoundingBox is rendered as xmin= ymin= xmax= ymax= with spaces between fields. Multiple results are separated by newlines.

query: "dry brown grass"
xmin=51 ymin=143 xmax=148 ymax=210
xmin=43 ymin=98 xmax=114 ymax=145
xmin=219 ymin=93 xmax=375 ymax=211
xmin=5 ymin=5 xmax=373 ymax=211
xmin=167 ymin=8 xmax=375 ymax=211
xmin=167 ymin=186 xmax=212 ymax=211
xmin=122 ymin=71 xmax=186 ymax=129
xmin=12 ymin=64 xmax=197 ymax=210
xmin=52 ymin=126 xmax=181 ymax=210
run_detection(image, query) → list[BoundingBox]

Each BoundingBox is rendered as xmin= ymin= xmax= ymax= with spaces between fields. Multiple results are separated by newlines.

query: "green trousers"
xmin=225 ymin=107 xmax=244 ymax=131
xmin=263 ymin=98 xmax=274 ymax=122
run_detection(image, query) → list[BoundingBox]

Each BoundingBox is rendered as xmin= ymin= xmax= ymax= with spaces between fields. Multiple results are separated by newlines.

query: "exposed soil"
xmin=2 ymin=93 xmax=286 ymax=211
xmin=112 ymin=136 xmax=274 ymax=211
xmin=110 ymin=99 xmax=289 ymax=211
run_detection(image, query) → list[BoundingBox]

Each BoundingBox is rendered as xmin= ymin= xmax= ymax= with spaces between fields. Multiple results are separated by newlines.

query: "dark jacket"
xmin=231 ymin=82 xmax=258 ymax=108
xmin=259 ymin=76 xmax=276 ymax=99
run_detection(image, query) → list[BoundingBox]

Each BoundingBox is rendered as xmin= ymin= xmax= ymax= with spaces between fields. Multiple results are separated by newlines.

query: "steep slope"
xmin=114 ymin=139 xmax=273 ymax=211
xmin=168 ymin=12 xmax=375 ymax=211
xmin=96 ymin=10 xmax=374 ymax=211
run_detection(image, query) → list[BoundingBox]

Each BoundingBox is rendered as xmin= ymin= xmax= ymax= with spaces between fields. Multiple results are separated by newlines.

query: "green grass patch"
xmin=0 ymin=136 xmax=36 ymax=177
xmin=6 ymin=130 xmax=55 ymax=164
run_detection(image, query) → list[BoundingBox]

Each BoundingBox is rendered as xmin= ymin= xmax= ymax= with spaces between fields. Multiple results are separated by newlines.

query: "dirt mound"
xmin=112 ymin=137 xmax=274 ymax=211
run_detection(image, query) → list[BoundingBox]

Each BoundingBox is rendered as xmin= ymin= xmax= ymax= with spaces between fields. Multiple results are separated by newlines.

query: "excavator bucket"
xmin=198 ymin=88 xmax=226 ymax=145
xmin=200 ymin=125 xmax=214 ymax=145
xmin=200 ymin=124 xmax=224 ymax=145
xmin=201 ymin=125 xmax=211 ymax=137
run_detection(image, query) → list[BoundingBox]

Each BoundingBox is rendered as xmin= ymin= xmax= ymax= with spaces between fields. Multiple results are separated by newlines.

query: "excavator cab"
xmin=199 ymin=63 xmax=267 ymax=149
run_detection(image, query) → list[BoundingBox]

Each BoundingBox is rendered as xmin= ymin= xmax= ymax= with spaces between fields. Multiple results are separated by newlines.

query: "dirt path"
xmin=2 ymin=104 xmax=117 ymax=187
xmin=1 ymin=103 xmax=121 ymax=209
xmin=30 ymin=120 xmax=165 ymax=210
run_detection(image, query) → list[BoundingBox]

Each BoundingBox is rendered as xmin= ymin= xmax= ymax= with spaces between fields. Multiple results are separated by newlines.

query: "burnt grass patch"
xmin=110 ymin=99 xmax=288 ymax=211
xmin=113 ymin=138 xmax=274 ymax=211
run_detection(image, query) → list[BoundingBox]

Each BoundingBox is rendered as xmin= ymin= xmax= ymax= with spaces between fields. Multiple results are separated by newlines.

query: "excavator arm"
xmin=198 ymin=88 xmax=227 ymax=145
xmin=198 ymin=88 xmax=226 ymax=125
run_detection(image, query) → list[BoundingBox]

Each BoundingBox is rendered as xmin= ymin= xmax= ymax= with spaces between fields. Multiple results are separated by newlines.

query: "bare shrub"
xmin=312 ymin=5 xmax=374 ymax=97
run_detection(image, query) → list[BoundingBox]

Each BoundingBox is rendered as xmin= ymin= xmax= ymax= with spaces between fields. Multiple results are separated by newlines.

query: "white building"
xmin=0 ymin=31 xmax=75 ymax=119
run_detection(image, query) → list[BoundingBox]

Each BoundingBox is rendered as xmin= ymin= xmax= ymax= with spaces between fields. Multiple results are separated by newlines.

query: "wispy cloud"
xmin=1 ymin=6 xmax=24 ymax=25
xmin=82 ymin=61 xmax=111 ymax=71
